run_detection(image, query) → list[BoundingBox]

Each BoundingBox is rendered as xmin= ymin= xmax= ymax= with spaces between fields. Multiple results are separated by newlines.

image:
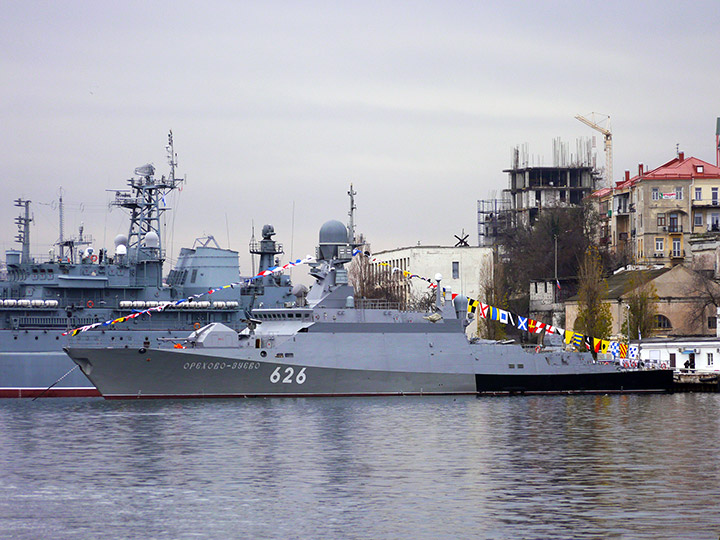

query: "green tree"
xmin=621 ymin=273 xmax=658 ymax=340
xmin=574 ymin=248 xmax=612 ymax=355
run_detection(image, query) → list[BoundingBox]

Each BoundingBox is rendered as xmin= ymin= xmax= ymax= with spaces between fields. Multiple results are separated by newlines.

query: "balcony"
xmin=668 ymin=225 xmax=683 ymax=233
xmin=671 ymin=250 xmax=685 ymax=259
xmin=692 ymin=198 xmax=720 ymax=208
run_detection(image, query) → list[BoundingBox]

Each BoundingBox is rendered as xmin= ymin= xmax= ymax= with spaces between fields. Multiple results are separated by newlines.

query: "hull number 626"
xmin=270 ymin=366 xmax=307 ymax=384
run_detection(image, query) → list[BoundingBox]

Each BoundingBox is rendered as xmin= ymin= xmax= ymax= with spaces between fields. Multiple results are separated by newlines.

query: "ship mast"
xmin=57 ymin=188 xmax=65 ymax=260
xmin=347 ymin=183 xmax=357 ymax=246
xmin=111 ymin=131 xmax=184 ymax=265
xmin=14 ymin=198 xmax=32 ymax=264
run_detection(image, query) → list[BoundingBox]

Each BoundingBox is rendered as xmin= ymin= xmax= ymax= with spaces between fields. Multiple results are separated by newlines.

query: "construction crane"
xmin=575 ymin=112 xmax=612 ymax=187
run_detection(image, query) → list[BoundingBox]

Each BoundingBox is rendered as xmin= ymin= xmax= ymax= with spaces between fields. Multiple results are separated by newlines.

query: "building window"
xmin=657 ymin=213 xmax=666 ymax=227
xmin=695 ymin=187 xmax=702 ymax=201
xmin=712 ymin=213 xmax=720 ymax=231
xmin=676 ymin=187 xmax=683 ymax=200
xmin=708 ymin=316 xmax=717 ymax=329
xmin=452 ymin=261 xmax=459 ymax=279
xmin=655 ymin=314 xmax=672 ymax=329
xmin=672 ymin=238 xmax=681 ymax=257
xmin=652 ymin=188 xmax=659 ymax=200
xmin=695 ymin=213 xmax=703 ymax=227
xmin=655 ymin=238 xmax=664 ymax=252
xmin=669 ymin=213 xmax=679 ymax=232
xmin=713 ymin=187 xmax=719 ymax=205
xmin=698 ymin=165 xmax=705 ymax=173
xmin=708 ymin=352 xmax=714 ymax=367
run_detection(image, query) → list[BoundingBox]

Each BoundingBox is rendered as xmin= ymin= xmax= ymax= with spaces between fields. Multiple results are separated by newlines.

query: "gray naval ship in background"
xmin=0 ymin=133 xmax=294 ymax=397
xmin=66 ymin=218 xmax=674 ymax=399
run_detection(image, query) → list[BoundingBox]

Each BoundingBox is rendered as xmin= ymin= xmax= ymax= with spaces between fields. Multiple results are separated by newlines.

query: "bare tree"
xmin=477 ymin=251 xmax=510 ymax=340
xmin=574 ymin=247 xmax=612 ymax=356
xmin=501 ymin=203 xmax=598 ymax=297
xmin=348 ymin=253 xmax=409 ymax=307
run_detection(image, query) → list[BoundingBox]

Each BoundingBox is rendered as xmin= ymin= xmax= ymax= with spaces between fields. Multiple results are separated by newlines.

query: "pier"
xmin=673 ymin=372 xmax=720 ymax=392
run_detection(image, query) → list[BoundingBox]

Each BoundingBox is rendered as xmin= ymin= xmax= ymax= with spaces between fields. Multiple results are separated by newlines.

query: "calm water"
xmin=1 ymin=394 xmax=719 ymax=540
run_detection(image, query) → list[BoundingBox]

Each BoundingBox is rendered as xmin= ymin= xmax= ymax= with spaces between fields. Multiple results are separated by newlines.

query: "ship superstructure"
xmin=0 ymin=134 xmax=293 ymax=397
xmin=65 ymin=219 xmax=673 ymax=399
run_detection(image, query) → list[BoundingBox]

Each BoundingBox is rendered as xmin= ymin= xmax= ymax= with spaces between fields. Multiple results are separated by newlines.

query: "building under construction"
xmin=477 ymin=138 xmax=601 ymax=245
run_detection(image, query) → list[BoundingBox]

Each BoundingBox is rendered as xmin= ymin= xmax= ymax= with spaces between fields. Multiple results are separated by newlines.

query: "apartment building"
xmin=592 ymin=153 xmax=720 ymax=265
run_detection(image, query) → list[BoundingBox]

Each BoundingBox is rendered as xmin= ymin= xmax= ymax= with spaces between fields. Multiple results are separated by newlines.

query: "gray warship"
xmin=0 ymin=134 xmax=293 ymax=397
xmin=65 ymin=219 xmax=674 ymax=399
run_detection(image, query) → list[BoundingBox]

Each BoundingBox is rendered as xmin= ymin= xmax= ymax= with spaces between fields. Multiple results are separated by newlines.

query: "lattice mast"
xmin=111 ymin=131 xmax=183 ymax=263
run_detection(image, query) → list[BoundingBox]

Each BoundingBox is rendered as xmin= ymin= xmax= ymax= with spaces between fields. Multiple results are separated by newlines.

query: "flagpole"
xmin=554 ymin=234 xmax=558 ymax=302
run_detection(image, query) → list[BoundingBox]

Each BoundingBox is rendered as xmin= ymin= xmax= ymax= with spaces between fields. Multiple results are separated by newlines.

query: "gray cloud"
xmin=2 ymin=0 xmax=719 ymax=278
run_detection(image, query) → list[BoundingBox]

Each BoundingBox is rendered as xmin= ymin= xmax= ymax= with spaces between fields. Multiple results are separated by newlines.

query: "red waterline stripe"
xmin=0 ymin=388 xmax=101 ymax=399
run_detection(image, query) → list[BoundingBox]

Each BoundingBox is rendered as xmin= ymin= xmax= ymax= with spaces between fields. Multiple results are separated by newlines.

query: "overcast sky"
xmin=2 ymin=1 xmax=719 ymax=276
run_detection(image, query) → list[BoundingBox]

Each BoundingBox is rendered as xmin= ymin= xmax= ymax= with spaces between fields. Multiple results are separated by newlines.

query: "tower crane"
xmin=575 ymin=112 xmax=612 ymax=187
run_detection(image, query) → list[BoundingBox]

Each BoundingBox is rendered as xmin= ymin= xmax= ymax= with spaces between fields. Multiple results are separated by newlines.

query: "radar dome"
xmin=317 ymin=220 xmax=348 ymax=261
xmin=319 ymin=220 xmax=348 ymax=245
xmin=144 ymin=231 xmax=160 ymax=248
xmin=116 ymin=244 xmax=127 ymax=256
xmin=114 ymin=234 xmax=128 ymax=248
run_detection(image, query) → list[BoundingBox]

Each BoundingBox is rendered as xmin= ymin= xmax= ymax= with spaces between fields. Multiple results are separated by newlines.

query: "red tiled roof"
xmin=589 ymin=187 xmax=612 ymax=198
xmin=642 ymin=156 xmax=720 ymax=179
xmin=613 ymin=155 xmax=720 ymax=189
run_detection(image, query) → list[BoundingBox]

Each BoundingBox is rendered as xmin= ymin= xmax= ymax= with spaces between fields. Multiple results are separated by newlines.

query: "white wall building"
xmin=371 ymin=245 xmax=493 ymax=305
xmin=638 ymin=337 xmax=720 ymax=372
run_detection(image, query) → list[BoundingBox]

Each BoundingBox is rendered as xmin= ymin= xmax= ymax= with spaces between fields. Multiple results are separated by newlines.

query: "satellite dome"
xmin=144 ymin=231 xmax=160 ymax=248
xmin=116 ymin=244 xmax=127 ymax=256
xmin=114 ymin=234 xmax=128 ymax=248
xmin=319 ymin=220 xmax=348 ymax=245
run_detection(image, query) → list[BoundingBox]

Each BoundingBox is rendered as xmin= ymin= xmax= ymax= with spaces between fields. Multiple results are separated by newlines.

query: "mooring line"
xmin=32 ymin=365 xmax=80 ymax=401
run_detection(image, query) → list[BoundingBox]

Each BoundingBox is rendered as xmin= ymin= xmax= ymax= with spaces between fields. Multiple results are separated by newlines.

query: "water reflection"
xmin=0 ymin=394 xmax=719 ymax=539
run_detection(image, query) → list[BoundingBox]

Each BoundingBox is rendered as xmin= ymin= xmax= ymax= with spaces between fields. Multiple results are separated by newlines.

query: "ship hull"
xmin=0 ymin=348 xmax=99 ymax=398
xmin=474 ymin=369 xmax=673 ymax=394
xmin=66 ymin=329 xmax=674 ymax=399
xmin=0 ymin=327 xmax=225 ymax=398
